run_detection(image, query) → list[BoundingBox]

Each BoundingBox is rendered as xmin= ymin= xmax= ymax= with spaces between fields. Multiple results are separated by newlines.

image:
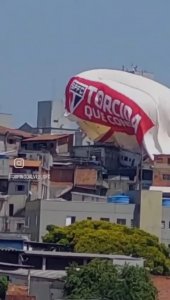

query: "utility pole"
xmin=27 ymin=269 xmax=31 ymax=295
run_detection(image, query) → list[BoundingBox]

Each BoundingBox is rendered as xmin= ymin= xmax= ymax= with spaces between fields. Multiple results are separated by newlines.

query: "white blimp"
xmin=64 ymin=69 xmax=170 ymax=160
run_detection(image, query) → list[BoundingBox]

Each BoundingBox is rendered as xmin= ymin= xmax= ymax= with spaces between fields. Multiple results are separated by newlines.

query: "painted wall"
xmin=140 ymin=190 xmax=162 ymax=241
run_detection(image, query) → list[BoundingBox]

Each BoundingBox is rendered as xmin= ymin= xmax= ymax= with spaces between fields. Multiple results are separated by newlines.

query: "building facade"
xmin=0 ymin=113 xmax=13 ymax=128
xmin=24 ymin=190 xmax=165 ymax=244
xmin=37 ymin=100 xmax=78 ymax=133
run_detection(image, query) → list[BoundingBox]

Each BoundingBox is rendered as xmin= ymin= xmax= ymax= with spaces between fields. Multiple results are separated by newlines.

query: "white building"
xmin=0 ymin=113 xmax=13 ymax=128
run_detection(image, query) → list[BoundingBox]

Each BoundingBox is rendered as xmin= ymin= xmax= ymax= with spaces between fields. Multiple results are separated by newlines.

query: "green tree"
xmin=64 ymin=260 xmax=157 ymax=300
xmin=0 ymin=276 xmax=8 ymax=300
xmin=43 ymin=220 xmax=170 ymax=275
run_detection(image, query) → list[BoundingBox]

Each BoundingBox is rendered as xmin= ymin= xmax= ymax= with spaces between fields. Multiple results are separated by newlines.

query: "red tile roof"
xmin=22 ymin=134 xmax=71 ymax=142
xmin=0 ymin=126 xmax=33 ymax=138
xmin=152 ymin=276 xmax=170 ymax=300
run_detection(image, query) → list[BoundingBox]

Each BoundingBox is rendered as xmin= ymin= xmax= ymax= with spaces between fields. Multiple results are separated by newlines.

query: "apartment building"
xmin=21 ymin=134 xmax=73 ymax=156
xmin=0 ymin=125 xmax=33 ymax=155
xmin=24 ymin=190 xmax=164 ymax=244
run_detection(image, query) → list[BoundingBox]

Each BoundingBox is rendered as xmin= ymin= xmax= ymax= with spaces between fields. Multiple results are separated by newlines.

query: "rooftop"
xmin=0 ymin=126 xmax=33 ymax=138
xmin=150 ymin=186 xmax=170 ymax=193
xmin=0 ymin=268 xmax=66 ymax=280
xmin=24 ymin=250 xmax=143 ymax=261
xmin=22 ymin=133 xmax=72 ymax=142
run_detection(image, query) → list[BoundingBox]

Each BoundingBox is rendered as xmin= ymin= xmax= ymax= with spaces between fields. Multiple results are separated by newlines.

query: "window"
xmin=8 ymin=139 xmax=15 ymax=144
xmin=168 ymin=158 xmax=170 ymax=165
xmin=162 ymin=174 xmax=170 ymax=180
xmin=9 ymin=204 xmax=14 ymax=217
xmin=161 ymin=221 xmax=165 ymax=229
xmin=155 ymin=157 xmax=163 ymax=163
xmin=17 ymin=223 xmax=24 ymax=230
xmin=131 ymin=219 xmax=134 ymax=227
xmin=33 ymin=143 xmax=38 ymax=150
xmin=124 ymin=157 xmax=128 ymax=161
xmin=100 ymin=218 xmax=110 ymax=222
xmin=117 ymin=218 xmax=126 ymax=225
xmin=65 ymin=216 xmax=76 ymax=226
xmin=25 ymin=216 xmax=30 ymax=227
xmin=169 ymin=221 xmax=170 ymax=229
xmin=16 ymin=185 xmax=25 ymax=192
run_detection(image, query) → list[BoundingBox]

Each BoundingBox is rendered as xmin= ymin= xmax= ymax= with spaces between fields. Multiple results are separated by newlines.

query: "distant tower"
xmin=37 ymin=100 xmax=78 ymax=133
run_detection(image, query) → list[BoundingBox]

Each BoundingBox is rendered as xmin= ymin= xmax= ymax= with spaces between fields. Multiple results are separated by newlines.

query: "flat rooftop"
xmin=24 ymin=250 xmax=143 ymax=261
xmin=0 ymin=269 xmax=66 ymax=280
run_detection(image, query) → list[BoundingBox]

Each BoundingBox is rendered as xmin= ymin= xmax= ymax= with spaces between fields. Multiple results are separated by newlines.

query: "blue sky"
xmin=0 ymin=0 xmax=170 ymax=127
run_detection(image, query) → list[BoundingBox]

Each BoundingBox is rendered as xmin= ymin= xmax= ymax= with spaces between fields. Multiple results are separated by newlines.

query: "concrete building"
xmin=0 ymin=156 xmax=28 ymax=233
xmin=21 ymin=133 xmax=73 ymax=156
xmin=0 ymin=125 xmax=33 ymax=155
xmin=0 ymin=269 xmax=65 ymax=300
xmin=37 ymin=100 xmax=78 ymax=133
xmin=0 ymin=113 xmax=13 ymax=128
xmin=0 ymin=195 xmax=26 ymax=233
xmin=9 ymin=157 xmax=52 ymax=200
xmin=24 ymin=190 xmax=165 ymax=244
xmin=72 ymin=145 xmax=119 ymax=172
xmin=36 ymin=100 xmax=95 ymax=146
xmin=152 ymin=154 xmax=170 ymax=187
xmin=0 ymin=251 xmax=144 ymax=300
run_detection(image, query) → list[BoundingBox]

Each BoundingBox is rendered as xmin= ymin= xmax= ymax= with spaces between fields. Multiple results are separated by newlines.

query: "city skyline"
xmin=0 ymin=0 xmax=170 ymax=127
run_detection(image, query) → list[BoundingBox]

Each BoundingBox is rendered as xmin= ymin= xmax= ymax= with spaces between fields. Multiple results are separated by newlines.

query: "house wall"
xmin=0 ymin=195 xmax=26 ymax=217
xmin=8 ymin=181 xmax=29 ymax=196
xmin=153 ymin=167 xmax=170 ymax=187
xmin=0 ymin=194 xmax=26 ymax=232
xmin=25 ymin=200 xmax=41 ymax=241
xmin=71 ymin=192 xmax=107 ymax=202
xmin=0 ymin=134 xmax=21 ymax=155
xmin=140 ymin=190 xmax=162 ymax=241
xmin=8 ymin=194 xmax=27 ymax=215
xmin=25 ymin=200 xmax=135 ymax=242
xmin=2 ymin=273 xmax=64 ymax=300
xmin=25 ymin=191 xmax=166 ymax=245
xmin=152 ymin=154 xmax=170 ymax=186
xmin=0 ymin=159 xmax=10 ymax=177
xmin=72 ymin=146 xmax=119 ymax=171
xmin=21 ymin=136 xmax=73 ymax=155
xmin=106 ymin=178 xmax=130 ymax=196
xmin=50 ymin=166 xmax=74 ymax=182
xmin=162 ymin=207 xmax=170 ymax=246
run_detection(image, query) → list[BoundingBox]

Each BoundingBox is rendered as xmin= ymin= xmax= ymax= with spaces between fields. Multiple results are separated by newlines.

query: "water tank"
xmin=107 ymin=194 xmax=130 ymax=204
xmin=162 ymin=198 xmax=170 ymax=207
